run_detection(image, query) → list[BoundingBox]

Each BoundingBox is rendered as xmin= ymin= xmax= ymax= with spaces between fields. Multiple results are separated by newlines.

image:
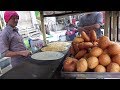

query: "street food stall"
xmin=60 ymin=11 xmax=120 ymax=79
xmin=1 ymin=11 xmax=120 ymax=79
xmin=0 ymin=41 xmax=71 ymax=79
xmin=0 ymin=11 xmax=81 ymax=79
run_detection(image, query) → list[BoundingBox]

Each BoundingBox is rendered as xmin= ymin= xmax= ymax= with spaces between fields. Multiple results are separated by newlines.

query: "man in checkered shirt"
xmin=0 ymin=11 xmax=31 ymax=67
xmin=78 ymin=11 xmax=103 ymax=38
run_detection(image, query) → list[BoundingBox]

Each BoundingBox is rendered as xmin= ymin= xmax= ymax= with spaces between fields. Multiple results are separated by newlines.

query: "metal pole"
xmin=117 ymin=11 xmax=119 ymax=41
xmin=104 ymin=11 xmax=110 ymax=37
xmin=39 ymin=11 xmax=47 ymax=46
xmin=113 ymin=11 xmax=117 ymax=42
xmin=108 ymin=11 xmax=112 ymax=41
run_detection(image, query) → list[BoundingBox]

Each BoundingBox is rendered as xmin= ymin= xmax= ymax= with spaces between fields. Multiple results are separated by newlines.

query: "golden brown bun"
xmin=98 ymin=54 xmax=111 ymax=66
xmin=106 ymin=62 xmax=120 ymax=72
xmin=84 ymin=42 xmax=93 ymax=49
xmin=64 ymin=57 xmax=78 ymax=64
xmin=96 ymin=39 xmax=99 ymax=43
xmin=87 ymin=56 xmax=99 ymax=69
xmin=90 ymin=30 xmax=97 ymax=42
xmin=94 ymin=65 xmax=106 ymax=72
xmin=69 ymin=45 xmax=75 ymax=56
xmin=83 ymin=53 xmax=91 ymax=59
xmin=81 ymin=31 xmax=90 ymax=42
xmin=112 ymin=54 xmax=120 ymax=65
xmin=107 ymin=43 xmax=120 ymax=55
xmin=90 ymin=47 xmax=103 ymax=57
xmin=79 ymin=42 xmax=93 ymax=50
xmin=73 ymin=37 xmax=84 ymax=43
xmin=109 ymin=41 xmax=115 ymax=45
xmin=63 ymin=57 xmax=78 ymax=72
xmin=78 ymin=42 xmax=85 ymax=50
xmin=102 ymin=49 xmax=109 ymax=55
xmin=75 ymin=49 xmax=87 ymax=59
xmin=77 ymin=58 xmax=88 ymax=72
xmin=72 ymin=43 xmax=80 ymax=54
xmin=92 ymin=41 xmax=98 ymax=47
xmin=98 ymin=36 xmax=111 ymax=50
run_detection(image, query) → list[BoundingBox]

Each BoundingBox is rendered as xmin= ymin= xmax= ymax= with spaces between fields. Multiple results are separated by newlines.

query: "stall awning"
xmin=43 ymin=11 xmax=90 ymax=17
xmin=40 ymin=11 xmax=94 ymax=45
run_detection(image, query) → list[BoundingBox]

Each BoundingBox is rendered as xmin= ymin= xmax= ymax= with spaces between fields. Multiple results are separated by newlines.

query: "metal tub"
xmin=61 ymin=70 xmax=120 ymax=79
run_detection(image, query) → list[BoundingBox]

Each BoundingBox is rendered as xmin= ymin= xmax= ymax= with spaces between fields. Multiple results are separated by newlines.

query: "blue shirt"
xmin=79 ymin=12 xmax=103 ymax=38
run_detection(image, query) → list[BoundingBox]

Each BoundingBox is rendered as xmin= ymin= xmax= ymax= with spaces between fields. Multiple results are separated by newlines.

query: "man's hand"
xmin=83 ymin=24 xmax=101 ymax=31
xmin=78 ymin=27 xmax=90 ymax=35
xmin=18 ymin=50 xmax=32 ymax=57
xmin=78 ymin=27 xmax=86 ymax=33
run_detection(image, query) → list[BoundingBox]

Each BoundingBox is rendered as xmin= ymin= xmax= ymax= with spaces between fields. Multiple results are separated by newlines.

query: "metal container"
xmin=60 ymin=45 xmax=120 ymax=79
xmin=61 ymin=69 xmax=120 ymax=79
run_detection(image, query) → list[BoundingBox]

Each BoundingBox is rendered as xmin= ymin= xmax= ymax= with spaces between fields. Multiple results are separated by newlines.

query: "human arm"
xmin=77 ymin=27 xmax=87 ymax=33
xmin=81 ymin=12 xmax=103 ymax=31
xmin=82 ymin=23 xmax=101 ymax=31
xmin=0 ymin=32 xmax=31 ymax=57
xmin=77 ymin=16 xmax=87 ymax=33
xmin=78 ymin=12 xmax=103 ymax=32
xmin=5 ymin=50 xmax=31 ymax=57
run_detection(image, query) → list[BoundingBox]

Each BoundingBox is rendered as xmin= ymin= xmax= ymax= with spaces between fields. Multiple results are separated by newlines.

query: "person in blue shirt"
xmin=78 ymin=12 xmax=103 ymax=38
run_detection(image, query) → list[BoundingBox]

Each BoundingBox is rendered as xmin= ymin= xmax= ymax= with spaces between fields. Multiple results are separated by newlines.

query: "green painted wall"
xmin=35 ymin=11 xmax=40 ymax=20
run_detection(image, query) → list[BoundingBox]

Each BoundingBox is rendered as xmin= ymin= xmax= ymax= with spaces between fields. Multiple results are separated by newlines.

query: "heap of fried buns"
xmin=63 ymin=30 xmax=120 ymax=72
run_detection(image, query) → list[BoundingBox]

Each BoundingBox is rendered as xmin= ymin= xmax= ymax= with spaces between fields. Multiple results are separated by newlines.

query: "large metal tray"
xmin=61 ymin=45 xmax=120 ymax=79
xmin=61 ymin=69 xmax=120 ymax=79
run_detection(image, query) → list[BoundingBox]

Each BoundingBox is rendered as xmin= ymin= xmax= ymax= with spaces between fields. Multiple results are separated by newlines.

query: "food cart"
xmin=0 ymin=11 xmax=81 ymax=79
xmin=53 ymin=11 xmax=120 ymax=79
xmin=1 ymin=11 xmax=120 ymax=79
xmin=43 ymin=11 xmax=120 ymax=79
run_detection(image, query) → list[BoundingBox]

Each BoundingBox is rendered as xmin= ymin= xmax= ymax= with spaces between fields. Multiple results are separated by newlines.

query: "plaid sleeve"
xmin=78 ymin=17 xmax=84 ymax=27
xmin=96 ymin=12 xmax=103 ymax=26
xmin=0 ymin=32 xmax=10 ymax=56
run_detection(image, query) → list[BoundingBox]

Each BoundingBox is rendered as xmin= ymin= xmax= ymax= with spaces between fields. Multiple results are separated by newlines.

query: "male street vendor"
xmin=78 ymin=11 xmax=103 ymax=38
xmin=0 ymin=11 xmax=31 ymax=67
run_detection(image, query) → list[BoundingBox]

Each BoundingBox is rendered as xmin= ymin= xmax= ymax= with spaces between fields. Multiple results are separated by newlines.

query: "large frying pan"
xmin=30 ymin=51 xmax=65 ymax=65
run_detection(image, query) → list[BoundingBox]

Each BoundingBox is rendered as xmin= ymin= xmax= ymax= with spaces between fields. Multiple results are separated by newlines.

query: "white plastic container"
xmin=29 ymin=38 xmax=44 ymax=53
